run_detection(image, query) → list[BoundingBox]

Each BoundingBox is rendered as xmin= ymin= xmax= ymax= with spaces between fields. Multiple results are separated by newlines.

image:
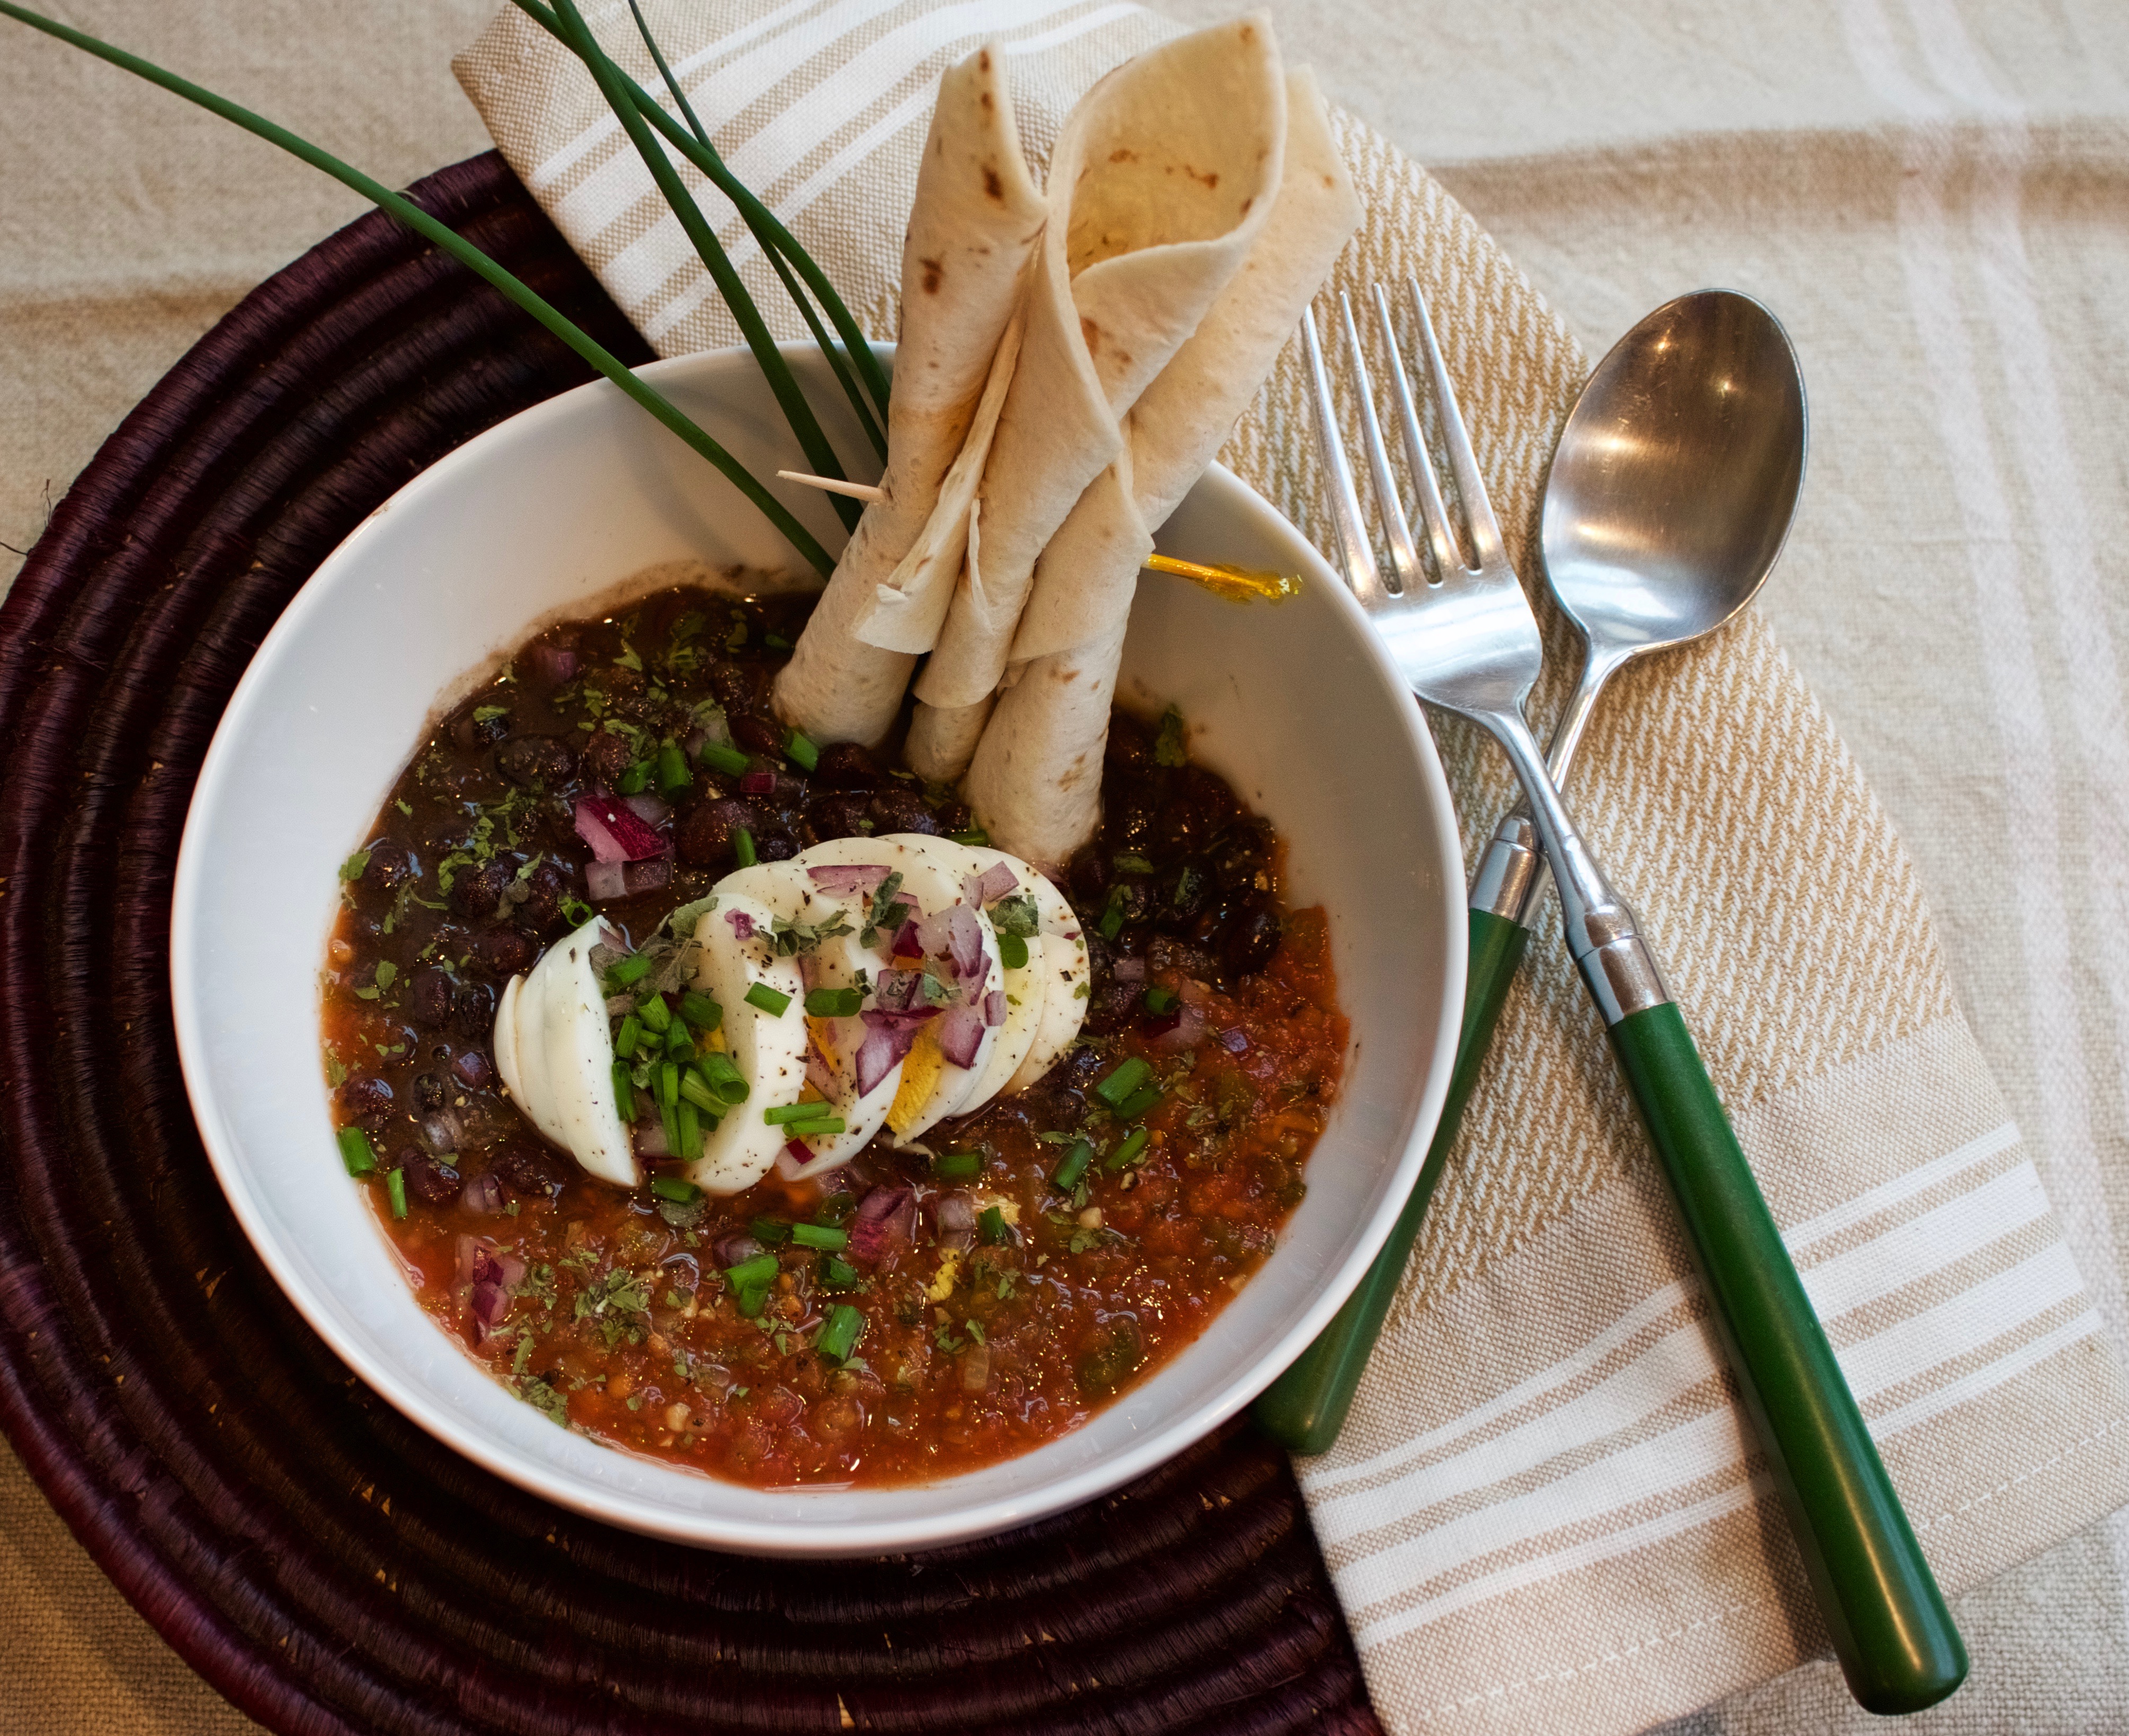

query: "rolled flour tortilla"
xmin=773 ymin=46 xmax=1044 ymax=748
xmin=966 ymin=69 xmax=1363 ymax=867
xmin=903 ymin=16 xmax=1289 ymax=778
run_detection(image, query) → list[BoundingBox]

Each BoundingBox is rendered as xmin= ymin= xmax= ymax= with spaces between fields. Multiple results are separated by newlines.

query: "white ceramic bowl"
xmin=171 ymin=344 xmax=1466 ymax=1555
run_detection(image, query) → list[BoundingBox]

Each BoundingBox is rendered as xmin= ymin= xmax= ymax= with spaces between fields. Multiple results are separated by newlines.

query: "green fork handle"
xmin=1609 ymin=1003 xmax=1966 ymax=1713
xmin=1252 ymin=907 xmax=1529 ymax=1454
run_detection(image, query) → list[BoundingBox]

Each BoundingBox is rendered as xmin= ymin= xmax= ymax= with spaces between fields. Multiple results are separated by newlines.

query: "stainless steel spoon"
xmin=1257 ymin=290 xmax=1807 ymax=1446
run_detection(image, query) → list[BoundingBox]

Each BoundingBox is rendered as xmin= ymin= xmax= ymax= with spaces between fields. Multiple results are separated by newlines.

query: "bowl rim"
xmin=170 ymin=343 xmax=1467 ymax=1554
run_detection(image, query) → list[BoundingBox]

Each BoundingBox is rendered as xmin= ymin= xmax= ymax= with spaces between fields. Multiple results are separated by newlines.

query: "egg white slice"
xmin=684 ymin=887 xmax=809 ymax=1195
xmin=1003 ymin=864 xmax=1090 ymax=1094
xmin=712 ymin=861 xmax=904 ymax=1178
xmin=492 ymin=971 xmax=527 ymax=1116
xmin=503 ymin=948 xmax=570 ymax=1149
xmin=795 ymin=834 xmax=1001 ymax=1142
xmin=537 ymin=918 xmax=641 ymax=1188
xmin=923 ymin=839 xmax=1051 ymax=1105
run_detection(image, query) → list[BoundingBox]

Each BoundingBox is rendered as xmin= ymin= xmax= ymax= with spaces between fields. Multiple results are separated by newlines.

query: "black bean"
xmin=730 ymin=712 xmax=787 ymax=757
xmin=1083 ymin=975 xmax=1144 ymax=1036
xmin=494 ymin=1140 xmax=566 ymax=1198
xmin=581 ymin=729 xmax=632 ymax=787
xmin=1207 ymin=821 xmax=1271 ymax=893
xmin=753 ymin=823 xmax=799 ymax=863
xmin=1156 ymin=860 xmax=1212 ymax=928
xmin=452 ymin=1049 xmax=494 ymax=1091
xmin=1222 ymin=906 xmax=1283 ymax=978
xmin=1104 ymin=710 xmax=1155 ymax=770
xmin=708 ymin=659 xmax=770 ymax=714
xmin=411 ymin=1072 xmax=448 ymax=1113
xmin=359 ymin=839 xmax=414 ymax=895
xmin=407 ymin=968 xmax=452 ymax=1029
xmin=802 ymin=792 xmax=871 ymax=844
xmin=473 ymin=927 xmax=537 ymax=977
xmin=452 ymin=861 xmax=511 ymax=921
xmin=397 ymin=1149 xmax=462 ymax=1205
xmin=339 ymin=1073 xmax=393 ymax=1117
xmin=495 ymin=733 xmax=576 ymax=789
xmin=514 ymin=858 xmax=571 ymax=932
xmin=811 ymin=740 xmax=884 ymax=789
xmin=867 ymin=785 xmax=939 ymax=837
xmin=678 ymin=797 xmax=758 ymax=869
xmin=449 ymin=978 xmax=495 ymax=1040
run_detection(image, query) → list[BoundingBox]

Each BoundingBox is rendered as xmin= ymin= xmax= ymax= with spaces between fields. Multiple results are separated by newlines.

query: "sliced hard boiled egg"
xmin=713 ymin=860 xmax=905 ymax=1179
xmin=492 ymin=971 xmax=528 ymax=1118
xmin=927 ymin=840 xmax=1050 ymax=1105
xmin=491 ymin=915 xmax=637 ymax=1186
xmin=795 ymin=834 xmax=1002 ymax=1143
xmin=684 ymin=887 xmax=809 ymax=1195
xmin=1001 ymin=863 xmax=1090 ymax=1093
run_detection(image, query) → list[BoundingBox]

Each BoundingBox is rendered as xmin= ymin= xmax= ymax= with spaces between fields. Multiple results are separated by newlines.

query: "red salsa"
xmin=323 ymin=584 xmax=1344 ymax=1486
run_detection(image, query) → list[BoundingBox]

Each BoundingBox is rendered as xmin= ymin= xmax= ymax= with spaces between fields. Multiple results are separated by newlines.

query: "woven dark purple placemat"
xmin=0 ymin=152 xmax=1382 ymax=1735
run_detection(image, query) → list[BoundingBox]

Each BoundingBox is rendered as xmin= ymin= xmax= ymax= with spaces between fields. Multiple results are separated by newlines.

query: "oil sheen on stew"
xmin=323 ymin=585 xmax=1345 ymax=1487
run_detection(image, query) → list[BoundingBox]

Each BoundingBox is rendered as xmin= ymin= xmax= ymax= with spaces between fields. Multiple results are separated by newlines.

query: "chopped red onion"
xmin=634 ymin=1117 xmax=672 ymax=1158
xmin=1218 ymin=1027 xmax=1250 ymax=1054
xmin=462 ymin=1173 xmax=504 ymax=1214
xmin=496 ymin=1254 xmax=527 ymax=1292
xmin=984 ymin=989 xmax=1007 ymax=1028
xmin=888 ymin=915 xmax=923 ymax=959
xmin=936 ymin=1000 xmax=985 ymax=1068
xmin=797 ymin=952 xmax=824 ymax=992
xmin=774 ymin=1140 xmax=814 ymax=1180
xmin=454 ymin=1233 xmax=482 ymax=1287
xmin=1112 ymin=954 xmax=1147 ymax=982
xmin=525 ymin=642 xmax=577 ymax=686
xmin=738 ymin=770 xmax=776 ymax=795
xmin=623 ymin=857 xmax=672 ymax=897
xmin=574 ymin=794 xmax=667 ymax=863
xmin=807 ymin=863 xmax=890 ymax=898
xmin=450 ymin=1049 xmax=492 ymax=1090
xmin=849 ymin=1186 xmax=915 ymax=1263
xmin=1150 ymin=1005 xmax=1206 ymax=1053
xmin=804 ymin=1025 xmax=837 ymax=1098
xmin=934 ymin=1189 xmax=977 ymax=1252
xmin=962 ymin=862 xmax=1017 ymax=906
xmin=683 ymin=728 xmax=707 ymax=758
xmin=944 ymin=905 xmax=985 ymax=980
xmin=960 ymin=1339 xmax=992 ymax=1393
xmin=623 ymin=793 xmax=670 ymax=826
xmin=714 ymin=1232 xmax=763 ymax=1267
xmin=585 ymin=859 xmax=627 ymax=902
xmin=872 ymin=969 xmax=921 ymax=1013
xmin=725 ymin=909 xmax=755 ymax=941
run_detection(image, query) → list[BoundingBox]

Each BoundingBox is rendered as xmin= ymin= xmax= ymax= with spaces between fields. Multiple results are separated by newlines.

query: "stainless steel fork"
xmin=1268 ymin=281 xmax=1964 ymax=1716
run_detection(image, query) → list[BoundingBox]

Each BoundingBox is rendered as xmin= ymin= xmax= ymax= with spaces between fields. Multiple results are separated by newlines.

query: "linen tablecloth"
xmin=4 ymin=1 xmax=2128 ymax=1731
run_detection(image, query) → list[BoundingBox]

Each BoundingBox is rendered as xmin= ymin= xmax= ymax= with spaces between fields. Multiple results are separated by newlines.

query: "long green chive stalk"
xmin=622 ymin=0 xmax=887 ymax=461
xmin=511 ymin=0 xmax=892 ymax=441
xmin=0 ymin=1 xmax=838 ymax=577
xmin=544 ymin=0 xmax=861 ymax=532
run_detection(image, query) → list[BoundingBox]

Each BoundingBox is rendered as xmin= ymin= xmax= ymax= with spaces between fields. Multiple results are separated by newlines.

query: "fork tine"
xmin=1300 ymin=303 xmax=1386 ymax=606
xmin=1371 ymin=282 xmax=1464 ymax=583
xmin=1334 ymin=292 xmax=1425 ymax=593
xmin=1406 ymin=279 xmax=1507 ymax=567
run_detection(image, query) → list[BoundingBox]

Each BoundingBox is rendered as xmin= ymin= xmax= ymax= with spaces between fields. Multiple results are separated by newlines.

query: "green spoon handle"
xmin=1252 ymin=907 xmax=1530 ymax=1454
xmin=1607 ymin=1002 xmax=1967 ymax=1714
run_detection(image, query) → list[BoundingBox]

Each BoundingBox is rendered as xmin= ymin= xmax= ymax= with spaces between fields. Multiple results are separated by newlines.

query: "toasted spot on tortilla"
xmin=1080 ymin=317 xmax=1101 ymax=354
xmin=921 ymin=257 xmax=944 ymax=294
xmin=984 ymin=166 xmax=1003 ymax=200
xmin=1109 ymin=147 xmax=1137 ymax=164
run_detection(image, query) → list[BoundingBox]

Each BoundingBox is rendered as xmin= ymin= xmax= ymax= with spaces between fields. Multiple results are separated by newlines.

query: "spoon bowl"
xmin=1541 ymin=290 xmax=1805 ymax=678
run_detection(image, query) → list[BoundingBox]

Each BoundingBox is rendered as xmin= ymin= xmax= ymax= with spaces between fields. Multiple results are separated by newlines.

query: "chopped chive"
xmin=616 ymin=759 xmax=653 ymax=796
xmin=764 ymin=631 xmax=793 ymax=650
xmin=743 ymin=980 xmax=789 ymax=1016
xmin=1116 ymin=1084 xmax=1164 ymax=1122
xmin=1050 ymin=1138 xmax=1094 ymax=1192
xmin=613 ymin=1013 xmax=643 ymax=1058
xmin=1107 ymin=1127 xmax=1153 ymax=1170
xmin=804 ymin=986 xmax=863 ymax=1018
xmin=791 ymin=1223 xmax=847 ymax=1250
xmin=663 ymin=1019 xmax=694 ymax=1059
xmin=1143 ymin=986 xmax=1180 ymax=1015
xmin=794 ymin=1117 xmax=847 ymax=1135
xmin=662 ymin=1100 xmax=681 ymax=1158
xmin=698 ymin=739 xmax=749 ymax=777
xmin=612 ymin=1059 xmax=636 ymax=1122
xmin=656 ymin=739 xmax=691 ymax=798
xmin=655 ymin=1060 xmax=681 ymax=1108
xmin=785 ymin=728 xmax=820 ymax=772
xmin=977 ymin=1205 xmax=1008 ymax=1245
xmin=725 ymin=1251 xmax=779 ymax=1286
xmin=733 ymin=827 xmax=758 ymax=868
xmin=948 ymin=828 xmax=990 ymax=847
xmin=815 ymin=1302 xmax=863 ymax=1363
xmin=680 ymin=990 xmax=722 ymax=1031
xmin=762 ymin=1100 xmax=830 ymax=1126
xmin=1099 ymin=887 xmax=1126 ymax=941
xmin=749 ymin=1219 xmax=791 ymax=1247
xmin=818 ymin=1254 xmax=861 ymax=1290
xmin=675 ymin=1098 xmax=702 ymax=1158
xmin=997 ymin=932 xmax=1029 ymax=970
xmin=678 ymin=1069 xmax=720 ymax=1114
xmin=607 ymin=953 xmax=652 ymax=989
xmin=699 ymin=1051 xmax=749 ymax=1103
xmin=651 ymin=1175 xmax=702 ymax=1203
xmin=386 ymin=1166 xmax=408 ymax=1219
xmin=336 ymin=1126 xmax=377 ymax=1177
xmin=816 ymin=1191 xmax=857 ymax=1225
xmin=932 ymin=1150 xmax=983 ymax=1181
xmin=733 ymin=1284 xmax=770 ymax=1319
xmin=637 ymin=992 xmax=672 ymax=1034
xmin=1094 ymin=1056 xmax=1152 ymax=1109
xmin=1113 ymin=854 xmax=1155 ymax=875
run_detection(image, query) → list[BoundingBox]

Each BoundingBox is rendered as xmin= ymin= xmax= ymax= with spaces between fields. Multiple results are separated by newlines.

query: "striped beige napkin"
xmin=453 ymin=4 xmax=2129 ymax=1730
